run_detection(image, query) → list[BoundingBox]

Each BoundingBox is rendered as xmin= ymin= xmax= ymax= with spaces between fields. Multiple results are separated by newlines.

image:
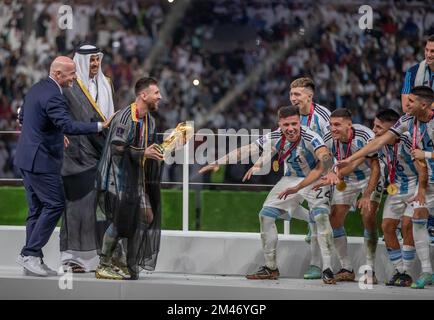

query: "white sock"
xmin=402 ymin=245 xmax=415 ymax=273
xmin=309 ymin=222 xmax=322 ymax=267
xmin=333 ymin=227 xmax=352 ymax=271
xmin=386 ymin=247 xmax=404 ymax=273
xmin=260 ymin=215 xmax=278 ymax=270
xmin=412 ymin=218 xmax=433 ymax=274
xmin=315 ymin=213 xmax=335 ymax=271
xmin=364 ymin=229 xmax=378 ymax=270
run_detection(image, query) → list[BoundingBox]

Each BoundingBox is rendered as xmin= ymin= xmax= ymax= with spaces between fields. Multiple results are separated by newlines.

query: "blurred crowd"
xmin=0 ymin=0 xmax=433 ymax=181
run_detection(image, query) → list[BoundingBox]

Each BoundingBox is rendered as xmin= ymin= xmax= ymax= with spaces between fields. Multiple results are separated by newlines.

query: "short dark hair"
xmin=134 ymin=77 xmax=158 ymax=96
xmin=426 ymin=34 xmax=434 ymax=44
xmin=376 ymin=109 xmax=400 ymax=123
xmin=278 ymin=106 xmax=300 ymax=119
xmin=290 ymin=77 xmax=315 ymax=92
xmin=410 ymin=86 xmax=434 ymax=105
xmin=330 ymin=108 xmax=352 ymax=120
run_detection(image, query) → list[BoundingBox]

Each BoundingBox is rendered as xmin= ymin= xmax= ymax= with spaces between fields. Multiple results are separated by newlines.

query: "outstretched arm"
xmin=278 ymin=146 xmax=337 ymax=199
xmin=337 ymin=156 xmax=369 ymax=178
xmin=199 ymin=143 xmax=261 ymax=174
xmin=337 ymin=131 xmax=397 ymax=168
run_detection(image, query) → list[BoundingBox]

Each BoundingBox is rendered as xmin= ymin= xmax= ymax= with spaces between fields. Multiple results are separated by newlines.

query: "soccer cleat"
xmin=304 ymin=265 xmax=322 ymax=279
xmin=95 ymin=265 xmax=124 ymax=280
xmin=411 ymin=272 xmax=432 ymax=289
xmin=395 ymin=272 xmax=412 ymax=287
xmin=322 ymin=268 xmax=336 ymax=284
xmin=363 ymin=270 xmax=378 ymax=285
xmin=113 ymin=265 xmax=131 ymax=279
xmin=112 ymin=259 xmax=130 ymax=279
xmin=385 ymin=270 xmax=402 ymax=286
xmin=246 ymin=266 xmax=280 ymax=280
xmin=335 ymin=268 xmax=355 ymax=282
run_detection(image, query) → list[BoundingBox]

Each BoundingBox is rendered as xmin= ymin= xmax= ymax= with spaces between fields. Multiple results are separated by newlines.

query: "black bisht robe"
xmin=96 ymin=104 xmax=162 ymax=271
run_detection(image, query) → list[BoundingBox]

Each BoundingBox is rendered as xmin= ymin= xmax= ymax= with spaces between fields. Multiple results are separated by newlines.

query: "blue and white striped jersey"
xmin=300 ymin=102 xmax=331 ymax=137
xmin=390 ymin=114 xmax=434 ymax=183
xmin=378 ymin=133 xmax=418 ymax=194
xmin=255 ymin=126 xmax=325 ymax=178
xmin=323 ymin=124 xmax=376 ymax=182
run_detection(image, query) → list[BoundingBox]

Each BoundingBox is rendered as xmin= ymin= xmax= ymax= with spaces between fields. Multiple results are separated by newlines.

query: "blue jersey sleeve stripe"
xmin=401 ymin=71 xmax=411 ymax=94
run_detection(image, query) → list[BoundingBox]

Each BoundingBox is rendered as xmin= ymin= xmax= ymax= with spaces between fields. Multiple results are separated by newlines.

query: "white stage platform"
xmin=0 ymin=226 xmax=433 ymax=299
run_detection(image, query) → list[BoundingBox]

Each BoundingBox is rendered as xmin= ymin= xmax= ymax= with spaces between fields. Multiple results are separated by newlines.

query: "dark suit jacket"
xmin=14 ymin=77 xmax=98 ymax=174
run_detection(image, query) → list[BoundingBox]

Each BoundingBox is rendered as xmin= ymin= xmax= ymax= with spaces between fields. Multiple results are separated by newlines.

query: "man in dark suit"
xmin=14 ymin=56 xmax=108 ymax=276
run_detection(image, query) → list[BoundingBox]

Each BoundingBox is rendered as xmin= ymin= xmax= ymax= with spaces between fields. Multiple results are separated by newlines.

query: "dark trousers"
xmin=20 ymin=169 xmax=65 ymax=258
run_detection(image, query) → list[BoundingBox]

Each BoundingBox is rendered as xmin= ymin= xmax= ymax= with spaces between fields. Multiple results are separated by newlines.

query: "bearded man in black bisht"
xmin=95 ymin=77 xmax=164 ymax=280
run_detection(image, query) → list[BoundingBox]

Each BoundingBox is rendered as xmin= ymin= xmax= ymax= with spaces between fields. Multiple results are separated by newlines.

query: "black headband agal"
xmin=75 ymin=44 xmax=101 ymax=55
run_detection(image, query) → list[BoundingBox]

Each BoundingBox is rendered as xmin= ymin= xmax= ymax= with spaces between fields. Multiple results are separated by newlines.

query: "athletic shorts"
xmin=382 ymin=182 xmax=417 ymax=220
xmin=263 ymin=176 xmax=331 ymax=220
xmin=332 ymin=178 xmax=368 ymax=206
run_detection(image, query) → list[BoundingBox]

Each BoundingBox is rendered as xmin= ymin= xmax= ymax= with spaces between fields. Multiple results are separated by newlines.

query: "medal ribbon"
xmin=306 ymin=103 xmax=314 ymax=127
xmin=384 ymin=142 xmax=398 ymax=184
xmin=413 ymin=111 xmax=434 ymax=149
xmin=336 ymin=128 xmax=353 ymax=161
xmin=277 ymin=134 xmax=300 ymax=165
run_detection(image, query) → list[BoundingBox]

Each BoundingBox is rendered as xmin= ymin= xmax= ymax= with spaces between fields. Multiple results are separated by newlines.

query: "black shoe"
xmin=246 ymin=266 xmax=280 ymax=280
xmin=335 ymin=268 xmax=355 ymax=281
xmin=385 ymin=270 xmax=402 ymax=286
xmin=322 ymin=268 xmax=336 ymax=284
xmin=396 ymin=271 xmax=412 ymax=287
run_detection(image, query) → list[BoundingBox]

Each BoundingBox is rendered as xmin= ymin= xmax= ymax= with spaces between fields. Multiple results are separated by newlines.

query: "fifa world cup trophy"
xmin=154 ymin=122 xmax=194 ymax=154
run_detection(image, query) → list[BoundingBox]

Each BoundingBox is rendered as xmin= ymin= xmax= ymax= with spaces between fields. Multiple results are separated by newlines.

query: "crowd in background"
xmin=0 ymin=0 xmax=433 ymax=181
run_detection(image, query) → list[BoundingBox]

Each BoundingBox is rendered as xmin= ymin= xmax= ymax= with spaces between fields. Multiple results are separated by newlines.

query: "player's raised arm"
xmin=337 ymin=131 xmax=397 ymax=168
xmin=198 ymin=143 xmax=261 ymax=174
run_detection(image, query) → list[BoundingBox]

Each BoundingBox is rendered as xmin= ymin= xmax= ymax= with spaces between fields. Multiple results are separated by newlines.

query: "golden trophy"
xmin=154 ymin=122 xmax=194 ymax=154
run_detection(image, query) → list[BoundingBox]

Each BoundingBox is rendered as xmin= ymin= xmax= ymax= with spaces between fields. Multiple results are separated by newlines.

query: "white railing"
xmin=0 ymin=130 xmax=291 ymax=234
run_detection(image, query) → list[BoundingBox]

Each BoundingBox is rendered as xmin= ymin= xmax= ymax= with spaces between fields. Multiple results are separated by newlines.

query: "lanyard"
xmin=135 ymin=108 xmax=149 ymax=149
xmin=336 ymin=128 xmax=353 ymax=160
xmin=277 ymin=134 xmax=300 ymax=165
xmin=305 ymin=103 xmax=315 ymax=127
xmin=383 ymin=142 xmax=398 ymax=184
xmin=413 ymin=118 xmax=429 ymax=149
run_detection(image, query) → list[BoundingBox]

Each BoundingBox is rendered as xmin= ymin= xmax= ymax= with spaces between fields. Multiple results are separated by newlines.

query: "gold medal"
xmin=336 ymin=181 xmax=347 ymax=191
xmin=386 ymin=183 xmax=398 ymax=195
xmin=272 ymin=160 xmax=279 ymax=172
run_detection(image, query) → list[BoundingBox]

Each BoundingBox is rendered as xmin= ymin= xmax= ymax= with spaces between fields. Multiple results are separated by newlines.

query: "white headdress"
xmin=73 ymin=44 xmax=115 ymax=119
